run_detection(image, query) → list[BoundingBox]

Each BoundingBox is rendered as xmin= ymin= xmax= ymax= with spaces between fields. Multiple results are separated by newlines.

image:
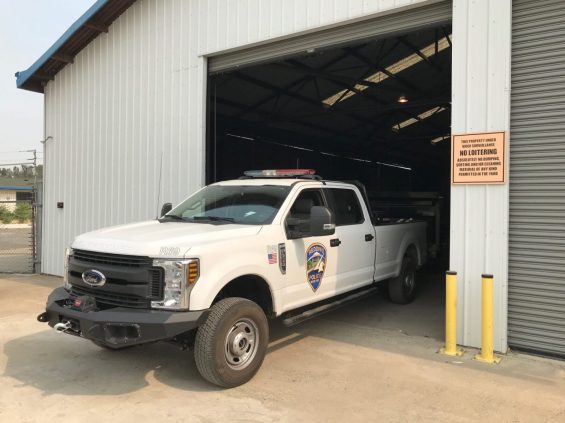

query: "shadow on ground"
xmin=3 ymin=270 xmax=448 ymax=395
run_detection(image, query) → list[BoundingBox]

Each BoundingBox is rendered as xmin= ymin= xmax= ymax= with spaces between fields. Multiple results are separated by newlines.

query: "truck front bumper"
xmin=37 ymin=287 xmax=209 ymax=349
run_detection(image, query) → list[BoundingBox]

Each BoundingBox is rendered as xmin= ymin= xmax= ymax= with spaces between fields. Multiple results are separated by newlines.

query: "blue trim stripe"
xmin=15 ymin=0 xmax=109 ymax=91
xmin=0 ymin=186 xmax=34 ymax=191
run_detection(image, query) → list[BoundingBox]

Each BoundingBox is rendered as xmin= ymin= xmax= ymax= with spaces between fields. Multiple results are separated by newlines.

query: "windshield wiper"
xmin=191 ymin=216 xmax=235 ymax=223
xmin=159 ymin=215 xmax=186 ymax=221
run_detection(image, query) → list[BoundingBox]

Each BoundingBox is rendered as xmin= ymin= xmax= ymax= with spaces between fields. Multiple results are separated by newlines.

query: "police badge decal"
xmin=306 ymin=243 xmax=327 ymax=292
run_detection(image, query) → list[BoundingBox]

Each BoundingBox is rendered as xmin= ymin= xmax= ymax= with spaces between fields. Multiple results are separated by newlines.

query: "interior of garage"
xmin=206 ymin=24 xmax=452 ymax=340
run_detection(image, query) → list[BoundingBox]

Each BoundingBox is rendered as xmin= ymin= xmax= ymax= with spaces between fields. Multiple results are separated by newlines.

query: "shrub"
xmin=0 ymin=206 xmax=14 ymax=224
xmin=13 ymin=202 xmax=32 ymax=223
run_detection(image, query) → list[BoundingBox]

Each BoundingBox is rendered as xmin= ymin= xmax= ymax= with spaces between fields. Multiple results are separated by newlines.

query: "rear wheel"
xmin=388 ymin=253 xmax=417 ymax=304
xmin=194 ymin=297 xmax=269 ymax=388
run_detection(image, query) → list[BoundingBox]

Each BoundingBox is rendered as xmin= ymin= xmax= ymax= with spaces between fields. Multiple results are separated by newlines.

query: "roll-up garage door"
xmin=509 ymin=0 xmax=565 ymax=357
xmin=208 ymin=1 xmax=452 ymax=74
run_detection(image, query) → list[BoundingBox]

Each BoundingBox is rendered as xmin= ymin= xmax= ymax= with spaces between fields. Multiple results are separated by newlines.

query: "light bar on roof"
xmin=243 ymin=169 xmax=316 ymax=177
xmin=322 ymin=35 xmax=452 ymax=106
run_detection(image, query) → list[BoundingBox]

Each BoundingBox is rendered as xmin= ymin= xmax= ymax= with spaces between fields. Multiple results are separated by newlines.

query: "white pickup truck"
xmin=38 ymin=169 xmax=427 ymax=387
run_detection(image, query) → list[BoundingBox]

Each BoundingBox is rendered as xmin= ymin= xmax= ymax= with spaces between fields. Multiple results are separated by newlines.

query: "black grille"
xmin=73 ymin=249 xmax=152 ymax=267
xmin=69 ymin=270 xmax=137 ymax=285
xmin=148 ymin=268 xmax=164 ymax=299
xmin=69 ymin=250 xmax=165 ymax=308
xmin=70 ymin=285 xmax=149 ymax=309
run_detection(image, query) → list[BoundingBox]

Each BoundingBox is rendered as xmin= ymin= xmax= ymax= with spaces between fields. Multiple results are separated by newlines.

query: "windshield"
xmin=162 ymin=185 xmax=291 ymax=225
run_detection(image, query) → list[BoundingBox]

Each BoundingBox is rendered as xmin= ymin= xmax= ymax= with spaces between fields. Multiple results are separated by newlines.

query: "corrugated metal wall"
xmin=450 ymin=0 xmax=512 ymax=352
xmin=43 ymin=0 xmax=435 ymax=275
xmin=508 ymin=0 xmax=565 ymax=357
xmin=207 ymin=1 xmax=452 ymax=73
xmin=42 ymin=0 xmax=513 ymax=352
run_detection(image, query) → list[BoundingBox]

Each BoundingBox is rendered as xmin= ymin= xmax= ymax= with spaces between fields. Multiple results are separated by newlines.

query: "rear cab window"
xmin=323 ymin=188 xmax=365 ymax=226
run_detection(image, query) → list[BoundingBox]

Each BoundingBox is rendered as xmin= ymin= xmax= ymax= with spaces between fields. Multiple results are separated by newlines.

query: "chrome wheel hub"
xmin=224 ymin=318 xmax=258 ymax=370
xmin=404 ymin=271 xmax=415 ymax=294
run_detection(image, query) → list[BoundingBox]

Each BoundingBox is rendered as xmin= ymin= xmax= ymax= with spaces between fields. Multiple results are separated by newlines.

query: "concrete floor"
xmin=2 ymin=273 xmax=565 ymax=423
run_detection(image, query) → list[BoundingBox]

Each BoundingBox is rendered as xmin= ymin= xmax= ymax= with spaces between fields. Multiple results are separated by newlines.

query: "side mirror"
xmin=286 ymin=217 xmax=308 ymax=239
xmin=160 ymin=202 xmax=173 ymax=217
xmin=310 ymin=206 xmax=335 ymax=236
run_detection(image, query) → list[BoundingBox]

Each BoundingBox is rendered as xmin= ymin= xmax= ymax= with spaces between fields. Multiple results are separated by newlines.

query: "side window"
xmin=288 ymin=189 xmax=324 ymax=220
xmin=286 ymin=188 xmax=325 ymax=239
xmin=324 ymin=188 xmax=364 ymax=226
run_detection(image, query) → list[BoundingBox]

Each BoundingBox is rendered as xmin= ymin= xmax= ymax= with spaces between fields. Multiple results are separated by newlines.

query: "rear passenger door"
xmin=323 ymin=187 xmax=376 ymax=293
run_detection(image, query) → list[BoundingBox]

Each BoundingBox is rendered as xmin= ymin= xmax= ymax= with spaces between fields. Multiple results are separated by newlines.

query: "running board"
xmin=282 ymin=286 xmax=378 ymax=327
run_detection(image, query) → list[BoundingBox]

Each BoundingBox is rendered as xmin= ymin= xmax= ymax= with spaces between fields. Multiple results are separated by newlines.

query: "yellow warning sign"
xmin=451 ymin=132 xmax=506 ymax=184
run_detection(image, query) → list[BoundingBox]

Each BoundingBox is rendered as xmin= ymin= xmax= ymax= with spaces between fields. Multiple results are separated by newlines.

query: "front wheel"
xmin=388 ymin=254 xmax=417 ymax=304
xmin=194 ymin=297 xmax=269 ymax=388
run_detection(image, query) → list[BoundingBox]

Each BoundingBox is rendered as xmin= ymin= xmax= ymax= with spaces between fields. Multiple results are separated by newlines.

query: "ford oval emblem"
xmin=82 ymin=269 xmax=106 ymax=287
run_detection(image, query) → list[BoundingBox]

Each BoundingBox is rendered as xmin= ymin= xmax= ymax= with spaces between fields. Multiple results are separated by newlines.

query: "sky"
xmin=0 ymin=0 xmax=94 ymax=168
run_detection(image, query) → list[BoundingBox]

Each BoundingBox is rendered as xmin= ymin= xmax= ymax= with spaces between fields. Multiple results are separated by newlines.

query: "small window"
xmin=324 ymin=188 xmax=364 ymax=226
xmin=16 ymin=191 xmax=33 ymax=201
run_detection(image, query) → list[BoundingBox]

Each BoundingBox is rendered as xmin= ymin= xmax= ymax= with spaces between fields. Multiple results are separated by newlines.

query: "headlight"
xmin=63 ymin=247 xmax=73 ymax=289
xmin=151 ymin=259 xmax=200 ymax=310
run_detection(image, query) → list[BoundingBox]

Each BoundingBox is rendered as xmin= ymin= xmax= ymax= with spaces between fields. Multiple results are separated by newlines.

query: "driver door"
xmin=282 ymin=188 xmax=338 ymax=311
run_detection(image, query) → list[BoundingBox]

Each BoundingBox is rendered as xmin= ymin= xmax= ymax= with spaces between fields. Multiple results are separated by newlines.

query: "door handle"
xmin=365 ymin=234 xmax=374 ymax=241
xmin=330 ymin=238 xmax=341 ymax=247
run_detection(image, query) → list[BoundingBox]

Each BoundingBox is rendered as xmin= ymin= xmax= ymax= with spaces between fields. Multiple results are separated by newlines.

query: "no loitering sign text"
xmin=451 ymin=131 xmax=506 ymax=184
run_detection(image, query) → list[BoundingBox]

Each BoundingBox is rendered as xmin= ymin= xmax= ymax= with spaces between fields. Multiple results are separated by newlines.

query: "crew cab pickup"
xmin=38 ymin=169 xmax=427 ymax=387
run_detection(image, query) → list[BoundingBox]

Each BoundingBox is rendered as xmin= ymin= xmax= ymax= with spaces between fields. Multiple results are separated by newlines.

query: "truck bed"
xmin=373 ymin=220 xmax=427 ymax=282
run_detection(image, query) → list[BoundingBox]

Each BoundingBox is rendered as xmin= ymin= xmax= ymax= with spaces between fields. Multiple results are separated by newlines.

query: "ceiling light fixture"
xmin=398 ymin=95 xmax=408 ymax=103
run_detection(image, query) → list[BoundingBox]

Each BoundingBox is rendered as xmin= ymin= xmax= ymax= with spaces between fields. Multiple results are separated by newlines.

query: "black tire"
xmin=388 ymin=254 xmax=417 ymax=304
xmin=194 ymin=297 xmax=269 ymax=388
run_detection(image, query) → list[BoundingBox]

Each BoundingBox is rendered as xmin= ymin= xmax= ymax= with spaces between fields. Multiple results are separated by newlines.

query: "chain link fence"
xmin=0 ymin=194 xmax=36 ymax=273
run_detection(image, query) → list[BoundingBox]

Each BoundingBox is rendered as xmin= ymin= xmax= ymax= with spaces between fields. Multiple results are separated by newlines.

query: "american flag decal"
xmin=267 ymin=245 xmax=278 ymax=264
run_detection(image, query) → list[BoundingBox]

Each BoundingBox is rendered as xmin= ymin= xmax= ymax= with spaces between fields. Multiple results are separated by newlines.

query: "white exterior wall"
xmin=42 ymin=0 xmax=435 ymax=275
xmin=42 ymin=0 xmax=512 ymax=351
xmin=0 ymin=190 xmax=17 ymax=212
xmin=450 ymin=0 xmax=511 ymax=352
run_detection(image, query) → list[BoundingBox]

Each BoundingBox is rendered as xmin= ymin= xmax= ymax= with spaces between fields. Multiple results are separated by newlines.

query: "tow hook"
xmin=54 ymin=321 xmax=73 ymax=333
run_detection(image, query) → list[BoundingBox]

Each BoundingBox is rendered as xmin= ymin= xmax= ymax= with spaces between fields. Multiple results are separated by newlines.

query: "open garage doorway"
xmin=206 ymin=19 xmax=452 ymax=340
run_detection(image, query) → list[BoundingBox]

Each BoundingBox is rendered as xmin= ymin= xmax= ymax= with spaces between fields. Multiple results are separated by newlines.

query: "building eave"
xmin=15 ymin=0 xmax=136 ymax=93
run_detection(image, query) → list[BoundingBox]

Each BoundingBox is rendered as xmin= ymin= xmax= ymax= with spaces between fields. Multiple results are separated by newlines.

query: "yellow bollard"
xmin=474 ymin=274 xmax=501 ymax=364
xmin=440 ymin=271 xmax=464 ymax=356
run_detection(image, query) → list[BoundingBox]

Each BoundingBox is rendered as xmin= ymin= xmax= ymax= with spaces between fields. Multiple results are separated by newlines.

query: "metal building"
xmin=15 ymin=0 xmax=565 ymax=357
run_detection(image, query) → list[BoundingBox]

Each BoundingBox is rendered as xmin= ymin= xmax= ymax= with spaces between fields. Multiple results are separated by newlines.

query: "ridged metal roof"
xmin=15 ymin=0 xmax=136 ymax=93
